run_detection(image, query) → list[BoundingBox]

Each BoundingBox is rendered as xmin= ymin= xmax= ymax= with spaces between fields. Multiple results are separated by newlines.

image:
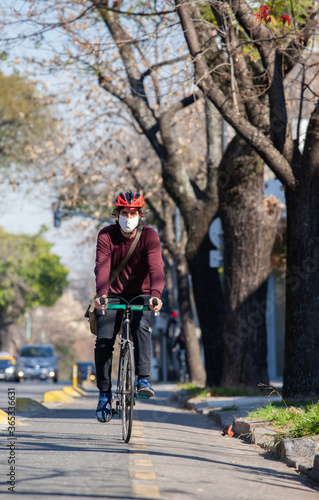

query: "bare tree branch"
xmin=165 ymin=90 xmax=203 ymax=116
xmin=141 ymin=54 xmax=190 ymax=80
xmin=176 ymin=0 xmax=296 ymax=188
xmin=104 ymin=6 xmax=175 ymax=17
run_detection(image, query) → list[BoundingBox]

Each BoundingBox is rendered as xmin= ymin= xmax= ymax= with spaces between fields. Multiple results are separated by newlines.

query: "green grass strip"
xmin=248 ymin=401 xmax=319 ymax=439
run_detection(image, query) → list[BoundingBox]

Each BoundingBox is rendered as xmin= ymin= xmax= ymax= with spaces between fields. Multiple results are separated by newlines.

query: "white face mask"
xmin=118 ymin=214 xmax=139 ymax=233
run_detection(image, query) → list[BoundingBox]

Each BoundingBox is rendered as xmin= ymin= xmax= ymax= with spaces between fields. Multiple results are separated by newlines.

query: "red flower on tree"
xmin=254 ymin=5 xmax=272 ymax=24
xmin=254 ymin=5 xmax=292 ymax=26
xmin=278 ymin=14 xmax=292 ymax=26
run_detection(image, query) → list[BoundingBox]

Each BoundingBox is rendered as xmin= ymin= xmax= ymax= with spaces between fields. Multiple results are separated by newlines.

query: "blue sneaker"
xmin=95 ymin=392 xmax=112 ymax=423
xmin=136 ymin=379 xmax=155 ymax=398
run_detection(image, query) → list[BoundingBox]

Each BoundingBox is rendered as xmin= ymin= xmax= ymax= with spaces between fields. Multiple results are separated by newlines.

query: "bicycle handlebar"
xmin=99 ymin=296 xmax=158 ymax=312
xmin=107 ymin=304 xmax=150 ymax=311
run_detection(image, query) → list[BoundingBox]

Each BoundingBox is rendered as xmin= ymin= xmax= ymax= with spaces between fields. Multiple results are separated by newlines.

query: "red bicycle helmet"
xmin=114 ymin=191 xmax=145 ymax=208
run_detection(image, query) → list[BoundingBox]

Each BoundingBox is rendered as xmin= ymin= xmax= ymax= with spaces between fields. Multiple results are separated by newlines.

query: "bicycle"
xmin=100 ymin=295 xmax=157 ymax=443
xmin=177 ymin=349 xmax=189 ymax=384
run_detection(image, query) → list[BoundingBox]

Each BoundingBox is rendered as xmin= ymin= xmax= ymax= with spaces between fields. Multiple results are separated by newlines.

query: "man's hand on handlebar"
xmin=149 ymin=297 xmax=162 ymax=312
xmin=95 ymin=296 xmax=108 ymax=313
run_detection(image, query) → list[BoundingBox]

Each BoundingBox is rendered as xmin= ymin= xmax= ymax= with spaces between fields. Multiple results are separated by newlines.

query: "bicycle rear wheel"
xmin=122 ymin=342 xmax=135 ymax=443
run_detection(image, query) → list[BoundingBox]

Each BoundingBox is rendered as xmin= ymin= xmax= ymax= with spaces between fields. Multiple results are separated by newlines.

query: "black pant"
xmin=94 ymin=295 xmax=153 ymax=393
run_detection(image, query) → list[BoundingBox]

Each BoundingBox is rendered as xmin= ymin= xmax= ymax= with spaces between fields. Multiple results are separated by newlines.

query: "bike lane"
xmin=0 ymin=391 xmax=132 ymax=499
xmin=1 ymin=384 xmax=318 ymax=499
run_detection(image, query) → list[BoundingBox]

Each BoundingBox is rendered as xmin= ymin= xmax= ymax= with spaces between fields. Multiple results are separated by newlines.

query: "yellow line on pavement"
xmin=131 ymin=441 xmax=147 ymax=447
xmin=130 ymin=414 xmax=161 ymax=498
xmin=133 ymin=459 xmax=153 ymax=467
xmin=134 ymin=470 xmax=157 ymax=480
xmin=131 ymin=429 xmax=144 ymax=436
xmin=133 ymin=485 xmax=160 ymax=498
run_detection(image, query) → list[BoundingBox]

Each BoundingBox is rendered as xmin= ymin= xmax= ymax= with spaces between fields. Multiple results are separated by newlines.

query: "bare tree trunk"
xmin=185 ymin=100 xmax=224 ymax=386
xmin=0 ymin=316 xmax=12 ymax=351
xmin=0 ymin=318 xmax=4 ymax=351
xmin=160 ymin=193 xmax=207 ymax=387
xmin=175 ymin=252 xmax=206 ymax=387
xmin=219 ymin=136 xmax=285 ymax=389
xmin=283 ymin=105 xmax=319 ymax=398
xmin=284 ymin=181 xmax=319 ymax=398
xmin=187 ymin=237 xmax=224 ymax=386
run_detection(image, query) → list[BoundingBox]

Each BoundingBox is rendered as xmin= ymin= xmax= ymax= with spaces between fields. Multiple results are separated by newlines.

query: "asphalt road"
xmin=0 ymin=383 xmax=318 ymax=499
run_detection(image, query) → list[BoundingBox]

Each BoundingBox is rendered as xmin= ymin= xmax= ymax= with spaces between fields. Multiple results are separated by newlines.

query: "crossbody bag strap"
xmin=108 ymin=225 xmax=143 ymax=287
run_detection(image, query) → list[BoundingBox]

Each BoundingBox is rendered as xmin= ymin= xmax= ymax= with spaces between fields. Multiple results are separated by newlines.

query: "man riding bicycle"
xmin=94 ymin=190 xmax=164 ymax=422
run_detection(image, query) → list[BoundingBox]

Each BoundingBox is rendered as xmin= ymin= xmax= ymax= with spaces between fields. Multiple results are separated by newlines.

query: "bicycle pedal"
xmin=136 ymin=394 xmax=150 ymax=399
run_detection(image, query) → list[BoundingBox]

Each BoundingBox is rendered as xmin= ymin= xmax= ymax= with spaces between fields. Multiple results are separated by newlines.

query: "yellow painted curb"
xmin=0 ymin=409 xmax=8 ymax=424
xmin=43 ymin=390 xmax=74 ymax=403
xmin=63 ymin=386 xmax=82 ymax=398
xmin=72 ymin=386 xmax=87 ymax=396
xmin=16 ymin=398 xmax=49 ymax=412
xmin=0 ymin=409 xmax=21 ymax=425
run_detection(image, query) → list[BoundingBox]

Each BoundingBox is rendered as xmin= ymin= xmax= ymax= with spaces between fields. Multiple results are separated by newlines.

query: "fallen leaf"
xmin=227 ymin=425 xmax=234 ymax=437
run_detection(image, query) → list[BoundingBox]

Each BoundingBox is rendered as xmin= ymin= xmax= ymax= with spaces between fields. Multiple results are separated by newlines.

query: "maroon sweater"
xmin=94 ymin=224 xmax=164 ymax=299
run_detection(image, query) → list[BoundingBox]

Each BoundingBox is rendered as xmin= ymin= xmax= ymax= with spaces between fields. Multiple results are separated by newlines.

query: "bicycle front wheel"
xmin=122 ymin=342 xmax=135 ymax=443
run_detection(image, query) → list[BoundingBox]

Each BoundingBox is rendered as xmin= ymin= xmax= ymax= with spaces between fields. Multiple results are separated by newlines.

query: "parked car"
xmin=0 ymin=357 xmax=18 ymax=381
xmin=75 ymin=361 xmax=96 ymax=384
xmin=0 ymin=351 xmax=17 ymax=365
xmin=16 ymin=344 xmax=59 ymax=382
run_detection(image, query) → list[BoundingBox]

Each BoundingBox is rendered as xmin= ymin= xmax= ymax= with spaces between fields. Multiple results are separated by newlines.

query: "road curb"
xmin=16 ymin=398 xmax=49 ymax=412
xmin=174 ymin=390 xmax=319 ymax=483
xmin=43 ymin=385 xmax=88 ymax=403
xmin=72 ymin=386 xmax=88 ymax=396
xmin=310 ymin=454 xmax=319 ymax=482
xmin=43 ymin=390 xmax=74 ymax=403
xmin=232 ymin=417 xmax=319 ymax=479
xmin=0 ymin=408 xmax=22 ymax=425
xmin=62 ymin=386 xmax=82 ymax=398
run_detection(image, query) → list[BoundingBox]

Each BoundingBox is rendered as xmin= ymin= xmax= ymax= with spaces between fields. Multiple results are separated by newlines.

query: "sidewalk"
xmin=172 ymin=387 xmax=319 ymax=483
